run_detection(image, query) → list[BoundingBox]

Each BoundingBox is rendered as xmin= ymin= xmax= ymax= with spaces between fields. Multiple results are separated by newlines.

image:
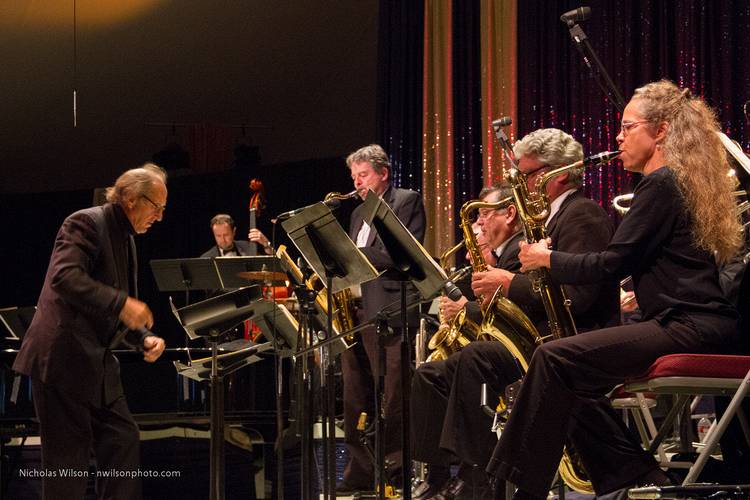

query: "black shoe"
xmin=413 ymin=481 xmax=436 ymax=499
xmin=414 ymin=479 xmax=449 ymax=500
xmin=432 ymin=476 xmax=466 ymax=500
xmin=336 ymin=481 xmax=370 ymax=496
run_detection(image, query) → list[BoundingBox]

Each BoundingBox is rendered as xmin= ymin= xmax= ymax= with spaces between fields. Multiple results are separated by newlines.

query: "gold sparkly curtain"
xmin=481 ymin=0 xmax=517 ymax=183
xmin=421 ymin=0 xmax=516 ymax=256
xmin=421 ymin=0 xmax=454 ymax=256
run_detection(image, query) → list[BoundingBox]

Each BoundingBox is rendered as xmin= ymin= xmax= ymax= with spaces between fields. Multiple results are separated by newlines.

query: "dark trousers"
xmin=32 ymin=379 xmax=142 ymax=500
xmin=411 ymin=342 xmax=522 ymax=469
xmin=341 ymin=325 xmax=404 ymax=487
xmin=486 ymin=317 xmax=732 ymax=498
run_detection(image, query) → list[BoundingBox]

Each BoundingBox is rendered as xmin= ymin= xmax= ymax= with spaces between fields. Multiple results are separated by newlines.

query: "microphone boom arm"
xmin=564 ymin=14 xmax=626 ymax=112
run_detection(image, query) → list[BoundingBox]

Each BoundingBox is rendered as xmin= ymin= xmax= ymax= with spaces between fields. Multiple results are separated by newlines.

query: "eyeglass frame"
xmin=141 ymin=194 xmax=166 ymax=213
xmin=620 ymin=120 xmax=650 ymax=136
xmin=477 ymin=204 xmax=510 ymax=220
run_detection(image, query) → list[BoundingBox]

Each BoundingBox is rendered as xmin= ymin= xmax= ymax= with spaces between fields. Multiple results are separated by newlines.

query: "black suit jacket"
xmin=507 ymin=191 xmax=619 ymax=332
xmin=13 ymin=203 xmax=148 ymax=404
xmin=496 ymin=231 xmax=524 ymax=272
xmin=200 ymin=239 xmax=256 ymax=257
xmin=349 ymin=186 xmax=426 ymax=327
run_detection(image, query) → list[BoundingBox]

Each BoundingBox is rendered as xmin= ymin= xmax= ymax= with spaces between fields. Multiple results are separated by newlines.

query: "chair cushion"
xmin=638 ymin=354 xmax=750 ymax=380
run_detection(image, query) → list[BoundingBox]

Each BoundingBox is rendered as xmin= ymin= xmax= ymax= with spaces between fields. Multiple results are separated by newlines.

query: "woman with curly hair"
xmin=485 ymin=80 xmax=742 ymax=499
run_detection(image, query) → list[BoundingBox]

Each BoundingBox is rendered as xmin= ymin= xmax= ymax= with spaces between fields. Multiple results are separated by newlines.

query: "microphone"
xmin=560 ymin=6 xmax=591 ymax=26
xmin=275 ymin=198 xmax=342 ymax=222
xmin=492 ymin=116 xmax=512 ymax=129
xmin=442 ymin=280 xmax=463 ymax=301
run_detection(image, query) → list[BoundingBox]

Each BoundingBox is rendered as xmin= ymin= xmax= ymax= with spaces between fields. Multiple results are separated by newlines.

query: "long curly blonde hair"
xmin=632 ymin=80 xmax=741 ymax=263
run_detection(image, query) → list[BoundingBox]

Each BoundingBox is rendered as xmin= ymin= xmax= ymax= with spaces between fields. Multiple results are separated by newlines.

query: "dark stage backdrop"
xmin=0 ymin=1 xmax=379 ymax=195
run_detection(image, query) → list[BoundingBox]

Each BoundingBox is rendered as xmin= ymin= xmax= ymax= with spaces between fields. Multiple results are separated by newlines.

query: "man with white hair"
xmin=13 ymin=163 xmax=168 ymax=500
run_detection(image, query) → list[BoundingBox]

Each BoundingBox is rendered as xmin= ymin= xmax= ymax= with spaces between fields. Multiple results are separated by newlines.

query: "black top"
xmin=551 ymin=167 xmax=738 ymax=340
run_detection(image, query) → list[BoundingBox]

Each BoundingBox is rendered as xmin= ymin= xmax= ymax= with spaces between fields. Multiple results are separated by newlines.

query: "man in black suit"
xmin=13 ymin=164 xmax=168 ymax=500
xmin=472 ymin=128 xmax=619 ymax=334
xmin=338 ymin=144 xmax=427 ymax=494
xmin=201 ymin=213 xmax=273 ymax=257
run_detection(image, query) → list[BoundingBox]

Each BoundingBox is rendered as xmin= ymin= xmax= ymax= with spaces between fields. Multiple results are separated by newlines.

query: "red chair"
xmin=623 ymin=354 xmax=750 ymax=485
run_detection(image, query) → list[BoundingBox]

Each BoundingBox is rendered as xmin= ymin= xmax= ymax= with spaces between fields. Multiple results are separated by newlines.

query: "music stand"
xmin=170 ymin=285 xmax=290 ymax=500
xmin=0 ymin=306 xmax=36 ymax=344
xmin=281 ymin=202 xmax=379 ymax=500
xmin=358 ymin=190 xmax=453 ymax=500
xmin=359 ymin=191 xmax=449 ymax=301
xmin=211 ymin=256 xmax=284 ymax=289
xmin=173 ymin=342 xmax=274 ymax=381
xmin=276 ymin=245 xmax=352 ymax=357
xmin=150 ymin=258 xmax=222 ymax=292
xmin=281 ymin=203 xmax=378 ymax=293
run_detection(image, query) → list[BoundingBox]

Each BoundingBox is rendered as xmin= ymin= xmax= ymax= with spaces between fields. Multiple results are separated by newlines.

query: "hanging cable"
xmin=72 ymin=0 xmax=77 ymax=127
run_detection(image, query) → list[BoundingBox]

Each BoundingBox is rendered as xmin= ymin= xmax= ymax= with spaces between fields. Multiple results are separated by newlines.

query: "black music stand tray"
xmin=358 ymin=190 xmax=449 ymax=301
xmin=0 ymin=306 xmax=36 ymax=346
xmin=281 ymin=202 xmax=379 ymax=500
xmin=150 ymin=258 xmax=222 ymax=292
xmin=150 ymin=256 xmax=282 ymax=293
xmin=170 ymin=285 xmax=298 ymax=500
xmin=281 ymin=202 xmax=378 ymax=293
xmin=276 ymin=245 xmax=351 ymax=357
xmin=358 ymin=190 xmax=454 ymax=500
xmin=211 ymin=256 xmax=283 ymax=289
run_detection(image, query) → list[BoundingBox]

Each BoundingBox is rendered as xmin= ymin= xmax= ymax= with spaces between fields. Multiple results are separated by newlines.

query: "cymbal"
xmin=236 ymin=271 xmax=288 ymax=282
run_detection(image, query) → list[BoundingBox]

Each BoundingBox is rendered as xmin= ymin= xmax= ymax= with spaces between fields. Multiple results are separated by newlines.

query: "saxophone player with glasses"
xmin=411 ymin=184 xmax=524 ymax=500
xmin=471 ymin=128 xmax=619 ymax=336
xmin=487 ymin=81 xmax=743 ymax=500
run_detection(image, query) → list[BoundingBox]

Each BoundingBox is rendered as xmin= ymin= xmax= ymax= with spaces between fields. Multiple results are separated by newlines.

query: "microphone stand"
xmin=563 ymin=19 xmax=626 ymax=113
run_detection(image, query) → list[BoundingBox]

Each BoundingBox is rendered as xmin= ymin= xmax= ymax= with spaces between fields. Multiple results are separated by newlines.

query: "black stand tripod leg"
xmin=304 ymin=359 xmax=316 ymax=500
xmin=296 ymin=287 xmax=318 ymax=500
xmin=321 ymin=373 xmax=329 ymax=500
xmin=375 ymin=316 xmax=388 ymax=500
xmin=325 ymin=281 xmax=338 ymax=499
xmin=326 ymin=357 xmax=337 ymax=498
xmin=400 ymin=282 xmax=411 ymax=500
xmin=210 ymin=340 xmax=226 ymax=500
xmin=275 ymin=352 xmax=285 ymax=500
